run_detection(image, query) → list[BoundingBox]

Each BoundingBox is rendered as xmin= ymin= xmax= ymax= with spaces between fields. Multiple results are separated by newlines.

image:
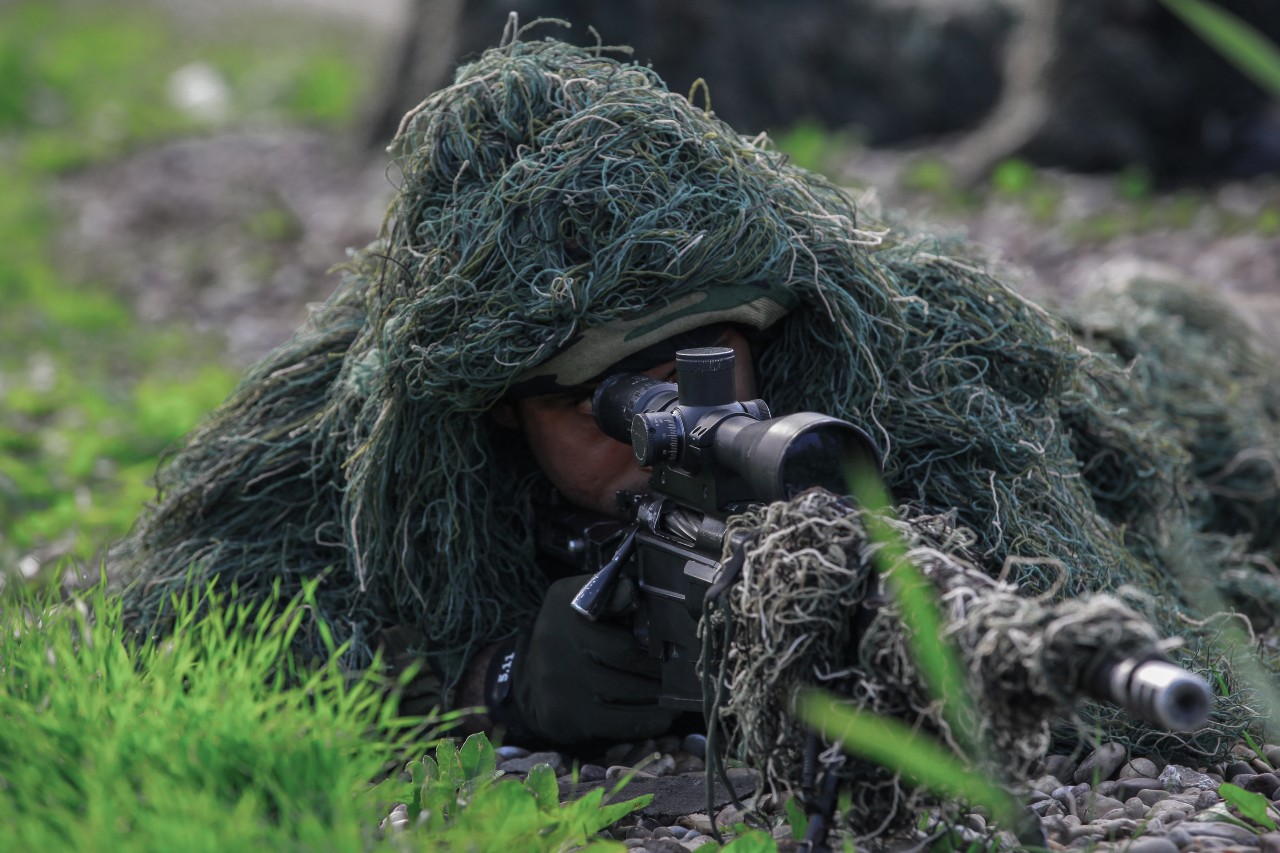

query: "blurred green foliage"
xmin=0 ymin=0 xmax=369 ymax=575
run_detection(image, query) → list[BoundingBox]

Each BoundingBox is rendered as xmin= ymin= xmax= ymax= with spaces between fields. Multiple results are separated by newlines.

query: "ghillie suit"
xmin=110 ymin=21 xmax=1280 ymax=837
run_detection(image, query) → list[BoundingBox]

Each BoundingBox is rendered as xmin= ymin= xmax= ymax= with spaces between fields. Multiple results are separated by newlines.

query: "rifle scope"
xmin=593 ymin=346 xmax=880 ymax=506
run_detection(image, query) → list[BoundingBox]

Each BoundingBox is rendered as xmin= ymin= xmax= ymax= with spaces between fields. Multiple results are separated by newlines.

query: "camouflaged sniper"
xmin=109 ymin=27 xmax=1280 ymax=760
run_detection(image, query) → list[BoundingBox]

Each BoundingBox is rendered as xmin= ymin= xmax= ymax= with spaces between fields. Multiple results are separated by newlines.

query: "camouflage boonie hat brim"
xmin=510 ymin=282 xmax=797 ymax=396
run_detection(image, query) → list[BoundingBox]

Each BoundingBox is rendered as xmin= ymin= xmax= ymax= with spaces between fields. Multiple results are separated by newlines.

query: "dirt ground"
xmin=50 ymin=127 xmax=1280 ymax=367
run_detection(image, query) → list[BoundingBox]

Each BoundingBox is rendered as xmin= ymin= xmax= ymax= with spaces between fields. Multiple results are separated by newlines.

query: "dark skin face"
xmin=493 ymin=327 xmax=758 ymax=518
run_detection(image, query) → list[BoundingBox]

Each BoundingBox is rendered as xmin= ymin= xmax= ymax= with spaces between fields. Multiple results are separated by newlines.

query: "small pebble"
xmin=681 ymin=733 xmax=708 ymax=760
xmin=1226 ymin=760 xmax=1256 ymax=779
xmin=1137 ymin=787 xmax=1171 ymax=807
xmin=1029 ymin=774 xmax=1064 ymax=793
xmin=646 ymin=838 xmax=687 ymax=853
xmin=495 ymin=745 xmax=530 ymax=760
xmin=1075 ymin=742 xmax=1128 ymax=784
xmin=1121 ymin=757 xmax=1162 ymax=779
xmin=622 ymin=840 xmax=647 ymax=850
xmin=1117 ymin=777 xmax=1164 ymax=800
xmin=1265 ymin=744 xmax=1280 ymax=768
xmin=605 ymin=742 xmax=636 ymax=766
xmin=1029 ymin=799 xmax=1059 ymax=817
xmin=1123 ymin=838 xmax=1180 ymax=853
xmin=655 ymin=735 xmax=682 ymax=754
xmin=1196 ymin=789 xmax=1221 ymax=810
xmin=1245 ymin=772 xmax=1280 ymax=798
xmin=678 ymin=813 xmax=715 ymax=834
xmin=716 ymin=806 xmax=747 ymax=828
xmin=651 ymin=827 xmax=676 ymax=840
xmin=648 ymin=754 xmax=677 ymax=777
xmin=1180 ymin=821 xmax=1264 ymax=845
xmin=673 ymin=754 xmax=705 ymax=774
xmin=579 ymin=763 xmax=607 ymax=782
xmin=607 ymin=765 xmax=656 ymax=781
xmin=1159 ymin=764 xmax=1218 ymax=792
xmin=500 ymin=751 xmax=564 ymax=774
xmin=1081 ymin=795 xmax=1127 ymax=822
xmin=623 ymin=740 xmax=660 ymax=767
xmin=1260 ymin=830 xmax=1280 ymax=853
xmin=1124 ymin=797 xmax=1149 ymax=820
xmin=1166 ymin=827 xmax=1193 ymax=848
xmin=1044 ymin=754 xmax=1079 ymax=783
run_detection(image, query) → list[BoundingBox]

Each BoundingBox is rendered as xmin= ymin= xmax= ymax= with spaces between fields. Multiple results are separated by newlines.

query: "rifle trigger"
xmin=570 ymin=526 xmax=638 ymax=621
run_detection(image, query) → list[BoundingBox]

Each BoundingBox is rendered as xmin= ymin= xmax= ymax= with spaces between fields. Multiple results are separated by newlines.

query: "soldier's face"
xmin=509 ymin=328 xmax=757 ymax=518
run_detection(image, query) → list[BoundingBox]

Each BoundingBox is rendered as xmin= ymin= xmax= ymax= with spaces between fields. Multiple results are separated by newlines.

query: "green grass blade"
xmin=844 ymin=463 xmax=979 ymax=753
xmin=796 ymin=689 xmax=1022 ymax=827
xmin=1158 ymin=0 xmax=1280 ymax=95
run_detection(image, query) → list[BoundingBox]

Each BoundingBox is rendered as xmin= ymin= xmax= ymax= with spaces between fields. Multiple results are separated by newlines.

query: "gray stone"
xmin=1166 ymin=827 xmax=1193 ymax=848
xmin=1029 ymin=799 xmax=1057 ymax=817
xmin=1118 ymin=777 xmax=1164 ymax=800
xmin=1159 ymin=763 xmax=1219 ymax=792
xmin=680 ymin=734 xmax=707 ymax=760
xmin=1147 ymin=798 xmax=1194 ymax=822
xmin=1028 ymin=774 xmax=1064 ymax=794
xmin=1196 ymin=789 xmax=1222 ymax=810
xmin=495 ymin=745 xmax=530 ymax=760
xmin=1075 ymin=743 xmax=1129 ymax=784
xmin=1041 ymin=814 xmax=1073 ymax=842
xmin=1124 ymin=797 xmax=1149 ymax=820
xmin=1092 ymin=817 xmax=1139 ymax=839
xmin=578 ymin=763 xmax=607 ymax=782
xmin=1182 ymin=820 xmax=1266 ymax=844
xmin=1227 ymin=761 xmax=1257 ymax=780
xmin=559 ymin=774 xmax=753 ymax=826
xmin=1138 ymin=788 xmax=1172 ymax=806
xmin=1044 ymin=754 xmax=1079 ymax=783
xmin=622 ymin=840 xmax=647 ymax=849
xmin=624 ymin=740 xmax=660 ymax=767
xmin=605 ymin=742 xmax=637 ymax=766
xmin=1260 ymin=830 xmax=1280 ymax=853
xmin=647 ymin=754 xmax=677 ymax=777
xmin=1081 ymin=795 xmax=1127 ymax=822
xmin=1122 ymin=838 xmax=1180 ymax=853
xmin=1096 ymin=780 xmax=1119 ymax=798
xmin=1246 ymin=772 xmax=1280 ymax=798
xmin=646 ymin=838 xmax=687 ymax=853
xmin=500 ymin=751 xmax=564 ymax=774
xmin=655 ymin=735 xmax=682 ymax=754
xmin=1265 ymin=745 xmax=1280 ymax=769
xmin=1120 ymin=757 xmax=1162 ymax=780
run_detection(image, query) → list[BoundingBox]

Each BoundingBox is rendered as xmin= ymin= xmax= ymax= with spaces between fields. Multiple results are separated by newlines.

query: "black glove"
xmin=486 ymin=575 xmax=679 ymax=745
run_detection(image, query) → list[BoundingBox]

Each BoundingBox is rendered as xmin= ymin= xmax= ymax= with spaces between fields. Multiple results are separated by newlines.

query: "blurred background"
xmin=2 ymin=0 xmax=1278 ymax=577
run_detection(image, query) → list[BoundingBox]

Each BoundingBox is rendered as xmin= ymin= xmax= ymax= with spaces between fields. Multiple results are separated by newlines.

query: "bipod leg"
xmin=799 ymin=741 xmax=843 ymax=853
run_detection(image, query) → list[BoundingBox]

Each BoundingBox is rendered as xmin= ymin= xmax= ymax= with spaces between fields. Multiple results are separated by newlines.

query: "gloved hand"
xmin=486 ymin=574 xmax=679 ymax=745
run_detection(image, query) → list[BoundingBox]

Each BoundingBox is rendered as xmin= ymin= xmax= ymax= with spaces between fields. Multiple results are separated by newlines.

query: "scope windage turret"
xmin=1088 ymin=656 xmax=1214 ymax=732
xmin=592 ymin=347 xmax=881 ymax=505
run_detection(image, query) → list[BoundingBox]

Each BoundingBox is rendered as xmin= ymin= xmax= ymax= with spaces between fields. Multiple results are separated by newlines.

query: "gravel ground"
xmin=381 ymin=735 xmax=1280 ymax=851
